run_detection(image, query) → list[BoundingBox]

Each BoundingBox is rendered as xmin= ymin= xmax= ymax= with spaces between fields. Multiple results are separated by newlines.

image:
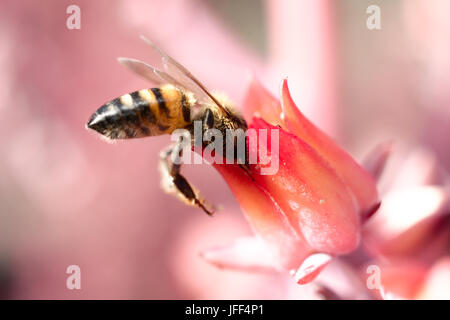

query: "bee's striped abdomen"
xmin=87 ymin=84 xmax=193 ymax=140
xmin=150 ymin=87 xmax=170 ymax=118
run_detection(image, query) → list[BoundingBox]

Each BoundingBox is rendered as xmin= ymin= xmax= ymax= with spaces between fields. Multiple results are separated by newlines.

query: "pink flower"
xmin=203 ymin=78 xmax=380 ymax=284
xmin=361 ymin=148 xmax=449 ymax=299
xmin=363 ymin=256 xmax=450 ymax=300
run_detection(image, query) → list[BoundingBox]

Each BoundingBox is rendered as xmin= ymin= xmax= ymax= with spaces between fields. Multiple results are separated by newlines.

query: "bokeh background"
xmin=0 ymin=0 xmax=448 ymax=299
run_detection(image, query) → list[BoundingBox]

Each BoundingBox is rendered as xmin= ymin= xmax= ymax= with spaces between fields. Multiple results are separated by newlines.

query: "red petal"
xmin=214 ymin=118 xmax=360 ymax=268
xmin=249 ymin=118 xmax=360 ymax=254
xmin=214 ymin=161 xmax=312 ymax=270
xmin=242 ymin=76 xmax=285 ymax=128
xmin=280 ymin=79 xmax=379 ymax=215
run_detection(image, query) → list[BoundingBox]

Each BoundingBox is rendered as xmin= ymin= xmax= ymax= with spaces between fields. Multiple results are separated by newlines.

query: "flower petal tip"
xmin=291 ymin=253 xmax=333 ymax=285
xmin=243 ymin=77 xmax=283 ymax=127
xmin=279 ymin=78 xmax=380 ymax=215
xmin=362 ymin=140 xmax=394 ymax=182
xmin=362 ymin=201 xmax=382 ymax=222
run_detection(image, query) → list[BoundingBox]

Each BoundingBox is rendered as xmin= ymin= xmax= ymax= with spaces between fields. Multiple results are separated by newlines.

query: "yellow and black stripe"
xmin=87 ymin=84 xmax=192 ymax=139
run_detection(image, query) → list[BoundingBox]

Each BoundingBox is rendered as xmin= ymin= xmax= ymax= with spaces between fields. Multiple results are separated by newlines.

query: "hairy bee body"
xmin=86 ymin=36 xmax=252 ymax=215
xmin=87 ymin=84 xmax=193 ymax=139
xmin=87 ymin=85 xmax=248 ymax=151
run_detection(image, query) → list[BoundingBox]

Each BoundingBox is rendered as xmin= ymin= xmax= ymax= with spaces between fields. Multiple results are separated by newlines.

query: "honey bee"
xmin=86 ymin=36 xmax=251 ymax=215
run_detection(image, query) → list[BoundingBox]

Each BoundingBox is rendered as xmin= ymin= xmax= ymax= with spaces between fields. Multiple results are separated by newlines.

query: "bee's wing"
xmin=118 ymin=57 xmax=182 ymax=87
xmin=118 ymin=57 xmax=205 ymax=107
xmin=118 ymin=57 xmax=205 ymax=118
xmin=139 ymin=35 xmax=231 ymax=117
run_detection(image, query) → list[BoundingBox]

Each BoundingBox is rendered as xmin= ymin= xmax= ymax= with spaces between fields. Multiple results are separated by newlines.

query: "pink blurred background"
xmin=0 ymin=0 xmax=448 ymax=299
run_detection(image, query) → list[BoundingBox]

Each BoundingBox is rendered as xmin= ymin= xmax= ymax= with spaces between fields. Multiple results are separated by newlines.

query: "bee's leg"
xmin=159 ymin=143 xmax=215 ymax=216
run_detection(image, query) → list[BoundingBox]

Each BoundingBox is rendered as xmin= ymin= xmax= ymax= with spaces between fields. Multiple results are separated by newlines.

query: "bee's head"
xmin=211 ymin=92 xmax=247 ymax=129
